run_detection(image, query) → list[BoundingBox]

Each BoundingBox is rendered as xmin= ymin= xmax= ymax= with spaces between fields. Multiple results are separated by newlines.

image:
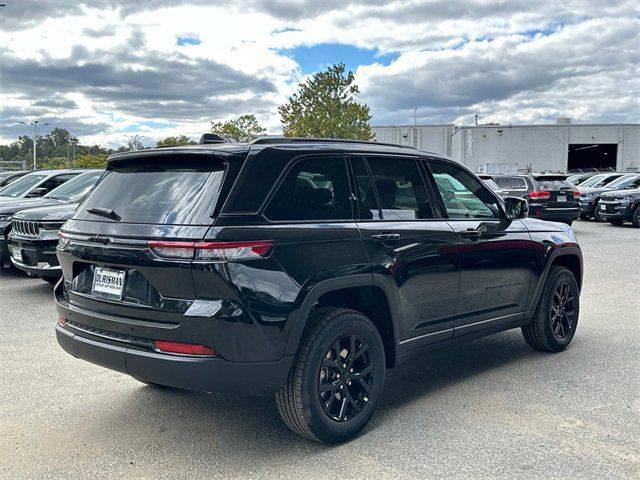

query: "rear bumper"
xmin=530 ymin=205 xmax=580 ymax=222
xmin=55 ymin=293 xmax=293 ymax=395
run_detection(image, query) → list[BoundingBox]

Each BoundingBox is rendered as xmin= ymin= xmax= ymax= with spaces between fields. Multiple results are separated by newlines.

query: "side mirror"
xmin=27 ymin=187 xmax=48 ymax=197
xmin=504 ymin=196 xmax=528 ymax=219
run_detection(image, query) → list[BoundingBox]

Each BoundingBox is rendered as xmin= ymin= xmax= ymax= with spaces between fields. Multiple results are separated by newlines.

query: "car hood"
xmin=0 ymin=198 xmax=63 ymax=215
xmin=13 ymin=202 xmax=79 ymax=222
xmin=519 ymin=217 xmax=570 ymax=232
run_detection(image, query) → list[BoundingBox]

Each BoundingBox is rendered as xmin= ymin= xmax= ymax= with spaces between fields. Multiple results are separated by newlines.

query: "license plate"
xmin=600 ymin=204 xmax=606 ymax=210
xmin=556 ymin=196 xmax=566 ymax=202
xmin=92 ymin=267 xmax=126 ymax=300
xmin=10 ymin=248 xmax=22 ymax=263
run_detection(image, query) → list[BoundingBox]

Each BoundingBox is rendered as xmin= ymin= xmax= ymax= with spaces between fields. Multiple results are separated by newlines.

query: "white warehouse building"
xmin=372 ymin=119 xmax=640 ymax=174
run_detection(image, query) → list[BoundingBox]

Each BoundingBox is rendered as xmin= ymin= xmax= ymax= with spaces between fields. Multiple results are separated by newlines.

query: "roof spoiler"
xmin=199 ymin=133 xmax=228 ymax=144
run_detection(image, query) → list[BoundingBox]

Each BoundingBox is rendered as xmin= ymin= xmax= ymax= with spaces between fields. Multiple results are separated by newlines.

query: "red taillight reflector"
xmin=154 ymin=340 xmax=217 ymax=356
xmin=57 ymin=315 xmax=67 ymax=326
xmin=147 ymin=240 xmax=273 ymax=260
xmin=529 ymin=191 xmax=551 ymax=199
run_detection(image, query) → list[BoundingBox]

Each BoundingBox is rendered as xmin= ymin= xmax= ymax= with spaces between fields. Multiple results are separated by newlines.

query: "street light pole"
xmin=19 ymin=120 xmax=50 ymax=170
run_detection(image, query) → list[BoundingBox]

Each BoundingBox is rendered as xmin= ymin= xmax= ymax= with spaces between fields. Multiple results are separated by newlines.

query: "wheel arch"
xmin=283 ymin=274 xmax=400 ymax=368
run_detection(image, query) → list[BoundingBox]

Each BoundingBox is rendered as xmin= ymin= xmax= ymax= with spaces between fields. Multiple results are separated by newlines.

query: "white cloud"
xmin=1 ymin=0 xmax=638 ymax=147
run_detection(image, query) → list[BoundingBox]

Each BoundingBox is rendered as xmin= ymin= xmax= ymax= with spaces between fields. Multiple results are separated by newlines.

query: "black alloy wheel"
xmin=318 ymin=334 xmax=374 ymax=422
xmin=549 ymin=281 xmax=576 ymax=339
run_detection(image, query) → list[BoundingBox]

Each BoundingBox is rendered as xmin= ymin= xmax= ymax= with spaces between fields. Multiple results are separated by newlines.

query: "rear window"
xmin=535 ymin=178 xmax=573 ymax=190
xmin=77 ymin=157 xmax=225 ymax=225
xmin=494 ymin=176 xmax=527 ymax=189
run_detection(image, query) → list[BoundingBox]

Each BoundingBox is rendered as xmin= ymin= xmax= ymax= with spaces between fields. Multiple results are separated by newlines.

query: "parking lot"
xmin=0 ymin=220 xmax=637 ymax=479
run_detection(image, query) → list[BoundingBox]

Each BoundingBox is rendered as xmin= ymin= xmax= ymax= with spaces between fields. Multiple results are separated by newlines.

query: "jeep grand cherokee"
xmin=55 ymin=138 xmax=583 ymax=443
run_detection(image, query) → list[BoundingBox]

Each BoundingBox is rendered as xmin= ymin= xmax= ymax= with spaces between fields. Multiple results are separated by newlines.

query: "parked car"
xmin=0 ymin=170 xmax=28 ymax=189
xmin=577 ymin=172 xmax=627 ymax=189
xmin=566 ymin=172 xmax=600 ymax=186
xmin=493 ymin=174 xmax=580 ymax=225
xmin=7 ymin=171 xmax=103 ymax=281
xmin=579 ymin=174 xmax=640 ymax=221
xmin=0 ymin=169 xmax=87 ymax=201
xmin=599 ymin=188 xmax=640 ymax=227
xmin=477 ymin=174 xmax=506 ymax=196
xmin=0 ymin=170 xmax=99 ymax=268
xmin=55 ymin=138 xmax=582 ymax=443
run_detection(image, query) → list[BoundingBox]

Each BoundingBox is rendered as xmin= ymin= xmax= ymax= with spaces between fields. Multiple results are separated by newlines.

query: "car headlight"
xmin=0 ymin=215 xmax=12 ymax=229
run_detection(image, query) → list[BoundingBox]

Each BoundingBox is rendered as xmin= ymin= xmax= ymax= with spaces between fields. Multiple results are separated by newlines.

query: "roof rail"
xmin=250 ymin=136 xmax=418 ymax=150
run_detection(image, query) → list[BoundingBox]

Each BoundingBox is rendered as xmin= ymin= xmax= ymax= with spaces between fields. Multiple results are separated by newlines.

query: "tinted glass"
xmin=350 ymin=157 xmax=380 ymax=220
xmin=265 ymin=156 xmax=352 ymax=221
xmin=77 ymin=158 xmax=225 ymax=225
xmin=494 ymin=176 xmax=528 ymax=189
xmin=0 ymin=173 xmax=47 ymax=198
xmin=366 ymin=157 xmax=433 ymax=220
xmin=45 ymin=171 xmax=102 ymax=202
xmin=429 ymin=162 xmax=501 ymax=219
xmin=536 ymin=179 xmax=573 ymax=190
xmin=606 ymin=174 xmax=636 ymax=189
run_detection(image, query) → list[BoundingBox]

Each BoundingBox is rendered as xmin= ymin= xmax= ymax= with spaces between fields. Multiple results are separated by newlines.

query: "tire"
xmin=593 ymin=203 xmax=604 ymax=222
xmin=579 ymin=214 xmax=589 ymax=220
xmin=275 ymin=307 xmax=385 ymax=443
xmin=632 ymin=206 xmax=640 ymax=228
xmin=522 ymin=266 xmax=579 ymax=352
xmin=608 ymin=219 xmax=624 ymax=226
xmin=562 ymin=220 xmax=573 ymax=226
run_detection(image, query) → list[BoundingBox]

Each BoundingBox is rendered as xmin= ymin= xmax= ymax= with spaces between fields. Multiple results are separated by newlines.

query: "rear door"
xmin=352 ymin=155 xmax=459 ymax=349
xmin=428 ymin=160 xmax=538 ymax=335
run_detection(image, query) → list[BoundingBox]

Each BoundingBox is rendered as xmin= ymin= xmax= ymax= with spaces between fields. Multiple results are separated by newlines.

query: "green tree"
xmin=156 ymin=135 xmax=196 ymax=147
xmin=39 ymin=156 xmax=68 ymax=170
xmin=210 ymin=114 xmax=266 ymax=142
xmin=278 ymin=63 xmax=372 ymax=140
xmin=75 ymin=154 xmax=108 ymax=169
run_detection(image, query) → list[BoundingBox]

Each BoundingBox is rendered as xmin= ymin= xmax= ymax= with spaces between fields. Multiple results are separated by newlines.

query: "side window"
xmin=366 ymin=156 xmax=434 ymax=220
xmin=42 ymin=174 xmax=76 ymax=192
xmin=350 ymin=157 xmax=381 ymax=220
xmin=429 ymin=161 xmax=501 ymax=220
xmin=265 ymin=156 xmax=352 ymax=221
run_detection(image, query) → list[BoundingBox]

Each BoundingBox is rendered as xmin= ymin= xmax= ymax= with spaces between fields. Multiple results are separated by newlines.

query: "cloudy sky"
xmin=1 ymin=0 xmax=639 ymax=147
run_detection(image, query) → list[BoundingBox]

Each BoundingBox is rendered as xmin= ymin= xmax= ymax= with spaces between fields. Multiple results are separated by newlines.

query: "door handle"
xmin=460 ymin=229 xmax=482 ymax=241
xmin=371 ymin=233 xmax=401 ymax=242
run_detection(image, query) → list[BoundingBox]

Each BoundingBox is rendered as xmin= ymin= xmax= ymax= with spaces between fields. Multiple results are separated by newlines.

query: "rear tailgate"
xmin=58 ymin=152 xmax=241 ymax=323
xmin=533 ymin=176 xmax=579 ymax=207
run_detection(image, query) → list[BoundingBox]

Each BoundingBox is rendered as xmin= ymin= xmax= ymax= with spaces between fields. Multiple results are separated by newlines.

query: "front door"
xmin=428 ymin=160 xmax=540 ymax=336
xmin=350 ymin=156 xmax=459 ymax=350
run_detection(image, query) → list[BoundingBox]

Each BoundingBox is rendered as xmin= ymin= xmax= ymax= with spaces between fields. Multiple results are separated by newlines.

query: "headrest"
xmin=296 ymin=186 xmax=333 ymax=204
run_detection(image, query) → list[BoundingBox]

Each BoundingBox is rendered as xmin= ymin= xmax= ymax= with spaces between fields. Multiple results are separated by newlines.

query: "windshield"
xmin=77 ymin=157 xmax=226 ymax=225
xmin=45 ymin=171 xmax=102 ymax=202
xmin=0 ymin=173 xmax=47 ymax=198
xmin=606 ymin=174 xmax=637 ymax=189
xmin=579 ymin=174 xmax=608 ymax=188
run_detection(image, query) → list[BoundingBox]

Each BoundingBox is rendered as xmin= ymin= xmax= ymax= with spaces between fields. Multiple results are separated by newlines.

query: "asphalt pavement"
xmin=0 ymin=220 xmax=638 ymax=479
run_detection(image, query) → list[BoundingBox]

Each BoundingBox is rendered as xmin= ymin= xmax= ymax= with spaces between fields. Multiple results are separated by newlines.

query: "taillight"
xmin=154 ymin=340 xmax=217 ymax=356
xmin=58 ymin=232 xmax=70 ymax=248
xmin=572 ymin=191 xmax=581 ymax=199
xmin=147 ymin=240 xmax=273 ymax=261
xmin=529 ymin=191 xmax=551 ymax=199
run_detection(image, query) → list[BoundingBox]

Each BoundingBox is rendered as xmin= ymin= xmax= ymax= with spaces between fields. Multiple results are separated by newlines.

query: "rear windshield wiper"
xmin=86 ymin=207 xmax=121 ymax=221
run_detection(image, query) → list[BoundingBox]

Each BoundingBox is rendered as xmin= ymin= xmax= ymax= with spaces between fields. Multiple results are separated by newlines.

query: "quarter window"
xmin=265 ymin=157 xmax=352 ymax=221
xmin=429 ymin=162 xmax=501 ymax=219
xmin=494 ymin=176 xmax=528 ymax=190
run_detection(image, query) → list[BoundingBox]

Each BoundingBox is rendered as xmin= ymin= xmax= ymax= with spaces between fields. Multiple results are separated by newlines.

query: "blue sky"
xmin=278 ymin=43 xmax=400 ymax=75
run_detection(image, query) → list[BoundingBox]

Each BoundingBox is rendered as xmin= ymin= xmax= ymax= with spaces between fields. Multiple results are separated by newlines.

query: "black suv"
xmin=599 ymin=187 xmax=640 ymax=227
xmin=493 ymin=174 xmax=580 ymax=225
xmin=55 ymin=139 xmax=583 ymax=443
